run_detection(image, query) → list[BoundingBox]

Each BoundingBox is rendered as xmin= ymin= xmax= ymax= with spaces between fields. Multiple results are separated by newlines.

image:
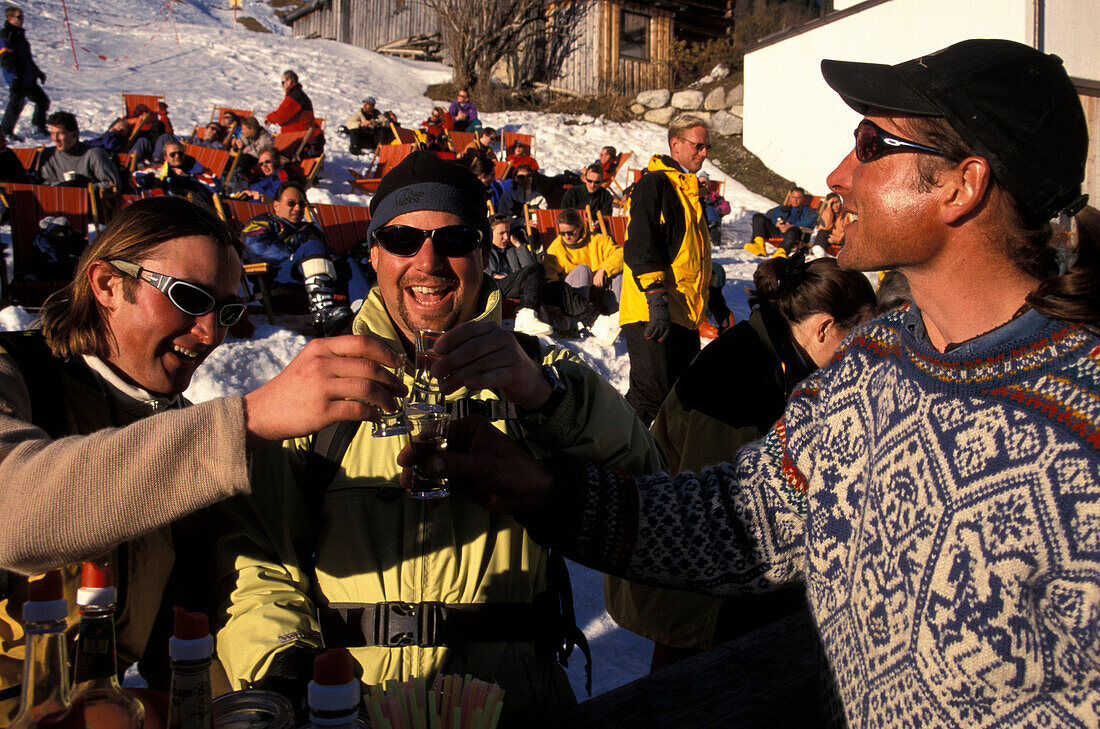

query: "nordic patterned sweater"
xmin=528 ymin=306 xmax=1100 ymax=728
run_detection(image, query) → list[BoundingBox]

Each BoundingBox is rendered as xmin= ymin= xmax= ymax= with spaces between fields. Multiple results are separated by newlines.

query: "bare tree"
xmin=422 ymin=0 xmax=589 ymax=91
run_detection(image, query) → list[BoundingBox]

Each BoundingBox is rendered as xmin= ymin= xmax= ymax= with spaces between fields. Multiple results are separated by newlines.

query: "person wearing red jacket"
xmin=265 ymin=69 xmax=315 ymax=133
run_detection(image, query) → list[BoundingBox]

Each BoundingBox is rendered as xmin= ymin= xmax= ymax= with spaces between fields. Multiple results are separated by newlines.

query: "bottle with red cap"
xmin=166 ymin=608 xmax=213 ymax=729
xmin=10 ymin=571 xmax=72 ymax=729
xmin=307 ymin=649 xmax=360 ymax=729
xmin=70 ymin=563 xmax=145 ymax=729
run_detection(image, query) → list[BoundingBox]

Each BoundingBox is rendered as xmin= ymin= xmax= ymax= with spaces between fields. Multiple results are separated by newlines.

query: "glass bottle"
xmin=166 ymin=608 xmax=213 ymax=729
xmin=10 ymin=571 xmax=71 ymax=729
xmin=71 ymin=564 xmax=145 ymax=729
xmin=308 ymin=649 xmax=359 ymax=729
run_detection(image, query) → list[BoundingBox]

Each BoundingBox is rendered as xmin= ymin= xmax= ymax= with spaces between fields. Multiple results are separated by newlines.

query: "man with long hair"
xmin=0 ymin=196 xmax=406 ymax=716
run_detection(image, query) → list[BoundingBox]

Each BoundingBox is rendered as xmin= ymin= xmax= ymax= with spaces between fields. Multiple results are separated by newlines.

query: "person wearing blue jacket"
xmin=745 ymin=186 xmax=818 ymax=256
xmin=0 ymin=6 xmax=48 ymax=140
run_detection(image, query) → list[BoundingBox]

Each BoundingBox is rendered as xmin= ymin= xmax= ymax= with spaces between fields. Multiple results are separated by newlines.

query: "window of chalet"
xmin=619 ymin=10 xmax=648 ymax=61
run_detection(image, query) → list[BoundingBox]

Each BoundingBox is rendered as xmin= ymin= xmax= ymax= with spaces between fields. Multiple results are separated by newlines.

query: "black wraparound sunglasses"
xmin=854 ymin=120 xmax=948 ymax=164
xmin=372 ymin=225 xmax=483 ymax=258
xmin=108 ymin=259 xmax=246 ymax=327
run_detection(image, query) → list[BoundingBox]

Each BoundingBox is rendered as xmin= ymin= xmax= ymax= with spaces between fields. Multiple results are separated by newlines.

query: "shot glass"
xmin=408 ymin=328 xmax=445 ymax=414
xmin=371 ymin=353 xmax=409 ymax=437
xmin=405 ymin=410 xmax=450 ymax=500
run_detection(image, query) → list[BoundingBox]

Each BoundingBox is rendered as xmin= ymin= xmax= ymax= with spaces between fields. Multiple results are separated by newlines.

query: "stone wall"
xmin=630 ymin=81 xmax=743 ymax=136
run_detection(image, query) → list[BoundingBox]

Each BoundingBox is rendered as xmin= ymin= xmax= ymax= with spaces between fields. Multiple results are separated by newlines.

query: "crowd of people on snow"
xmin=2 ymin=18 xmax=1100 ymax=729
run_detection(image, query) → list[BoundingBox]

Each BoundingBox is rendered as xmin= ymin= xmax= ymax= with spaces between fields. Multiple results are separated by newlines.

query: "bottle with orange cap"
xmin=10 ymin=571 xmax=71 ymax=729
xmin=70 ymin=563 xmax=145 ymax=729
xmin=308 ymin=649 xmax=360 ymax=729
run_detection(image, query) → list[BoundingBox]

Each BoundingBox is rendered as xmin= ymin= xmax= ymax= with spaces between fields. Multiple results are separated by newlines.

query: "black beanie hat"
xmin=367 ymin=150 xmax=490 ymax=245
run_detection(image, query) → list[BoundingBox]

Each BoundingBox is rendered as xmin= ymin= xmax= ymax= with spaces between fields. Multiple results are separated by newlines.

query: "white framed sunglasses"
xmin=108 ymin=259 xmax=246 ymax=327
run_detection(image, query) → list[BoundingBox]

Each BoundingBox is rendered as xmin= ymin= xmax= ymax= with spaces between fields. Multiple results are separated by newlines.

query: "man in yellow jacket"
xmin=619 ymin=114 xmax=713 ymax=425
xmin=216 ymin=151 xmax=665 ymax=724
xmin=543 ymin=207 xmax=624 ymax=312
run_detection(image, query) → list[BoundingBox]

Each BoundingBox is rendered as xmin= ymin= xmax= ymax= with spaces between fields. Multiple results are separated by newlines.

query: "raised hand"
xmin=241 ymin=334 xmax=407 ymax=451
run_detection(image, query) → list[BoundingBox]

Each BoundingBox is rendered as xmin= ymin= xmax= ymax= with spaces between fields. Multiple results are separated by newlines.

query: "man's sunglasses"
xmin=854 ymin=120 xmax=948 ymax=164
xmin=676 ymin=138 xmax=711 ymax=152
xmin=109 ymin=260 xmax=246 ymax=327
xmin=372 ymin=225 xmax=483 ymax=258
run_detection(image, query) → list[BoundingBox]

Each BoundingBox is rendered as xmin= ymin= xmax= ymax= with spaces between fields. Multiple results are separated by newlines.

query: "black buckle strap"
xmin=446 ymin=399 xmax=518 ymax=421
xmin=319 ymin=601 xmax=551 ymax=649
xmin=372 ymin=601 xmax=444 ymax=647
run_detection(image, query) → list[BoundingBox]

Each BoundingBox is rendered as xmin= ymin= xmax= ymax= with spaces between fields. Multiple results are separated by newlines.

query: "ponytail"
xmin=747 ymin=253 xmax=876 ymax=331
xmin=1026 ymin=205 xmax=1100 ymax=328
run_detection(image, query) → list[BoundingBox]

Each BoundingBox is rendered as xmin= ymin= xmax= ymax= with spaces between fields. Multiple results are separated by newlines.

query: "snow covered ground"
xmin=1 ymin=0 xmax=793 ymax=698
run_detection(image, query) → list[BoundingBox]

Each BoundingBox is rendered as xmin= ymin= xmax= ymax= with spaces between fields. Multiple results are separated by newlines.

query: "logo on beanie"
xmin=396 ymin=189 xmax=424 ymax=206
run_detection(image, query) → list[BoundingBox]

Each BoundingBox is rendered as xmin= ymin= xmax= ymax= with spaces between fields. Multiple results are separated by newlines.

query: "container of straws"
xmin=364 ymin=674 xmax=503 ymax=729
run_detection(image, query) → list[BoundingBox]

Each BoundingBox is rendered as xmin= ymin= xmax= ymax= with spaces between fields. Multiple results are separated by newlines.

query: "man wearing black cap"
xmin=423 ymin=40 xmax=1100 ymax=725
xmin=216 ymin=150 xmax=664 ymax=722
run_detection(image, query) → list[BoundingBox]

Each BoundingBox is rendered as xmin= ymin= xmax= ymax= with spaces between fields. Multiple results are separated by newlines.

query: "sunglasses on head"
xmin=109 ymin=259 xmax=246 ymax=327
xmin=854 ymin=120 xmax=948 ymax=164
xmin=372 ymin=225 xmax=483 ymax=258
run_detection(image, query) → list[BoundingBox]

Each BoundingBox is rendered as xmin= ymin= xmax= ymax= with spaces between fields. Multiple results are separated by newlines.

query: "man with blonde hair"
xmin=619 ymin=114 xmax=713 ymax=425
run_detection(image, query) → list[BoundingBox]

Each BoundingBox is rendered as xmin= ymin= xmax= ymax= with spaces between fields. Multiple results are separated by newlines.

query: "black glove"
xmin=37 ymin=70 xmax=46 ymax=83
xmin=644 ymin=285 xmax=671 ymax=342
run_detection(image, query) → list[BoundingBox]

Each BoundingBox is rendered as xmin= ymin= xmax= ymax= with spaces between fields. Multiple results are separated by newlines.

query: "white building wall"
xmin=743 ymin=0 xmax=1033 ymax=195
xmin=1043 ymin=1 xmax=1100 ymax=79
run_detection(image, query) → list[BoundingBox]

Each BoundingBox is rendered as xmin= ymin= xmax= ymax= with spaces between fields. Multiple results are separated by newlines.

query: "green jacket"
xmin=217 ymin=281 xmax=665 ymax=718
xmin=604 ymin=309 xmax=813 ymax=647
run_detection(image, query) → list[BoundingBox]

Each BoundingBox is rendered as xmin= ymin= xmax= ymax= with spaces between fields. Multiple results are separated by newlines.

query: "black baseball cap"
xmin=821 ymin=39 xmax=1089 ymax=221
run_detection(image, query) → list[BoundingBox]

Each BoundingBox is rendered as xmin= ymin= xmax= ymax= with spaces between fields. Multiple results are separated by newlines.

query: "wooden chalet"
xmin=282 ymin=0 xmax=690 ymax=97
xmin=283 ymin=0 xmax=441 ymax=59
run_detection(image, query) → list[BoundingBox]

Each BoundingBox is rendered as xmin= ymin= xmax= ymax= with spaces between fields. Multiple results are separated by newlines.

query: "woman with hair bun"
xmin=605 ymin=252 xmax=877 ymax=673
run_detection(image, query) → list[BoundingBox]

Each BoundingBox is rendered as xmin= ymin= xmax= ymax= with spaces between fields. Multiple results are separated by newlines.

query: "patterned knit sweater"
xmin=529 ymin=307 xmax=1100 ymax=727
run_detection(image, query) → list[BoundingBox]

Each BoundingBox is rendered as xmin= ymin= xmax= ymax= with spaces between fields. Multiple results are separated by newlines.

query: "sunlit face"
xmin=584 ymin=172 xmax=600 ymax=191
xmin=258 ymin=152 xmax=278 ymax=175
xmin=788 ymin=190 xmax=805 ymax=207
xmin=220 ymin=113 xmax=235 ymax=126
xmin=457 ymin=90 xmax=469 ymax=102
xmin=204 ymin=124 xmax=220 ymax=141
xmin=281 ymin=75 xmax=293 ymax=91
xmin=599 ymin=148 xmax=612 ymax=164
xmin=363 ymin=101 xmax=375 ymax=113
xmin=557 ymin=223 xmax=585 ymax=246
xmin=490 ymin=222 xmax=511 ymax=249
xmin=669 ymin=125 xmax=710 ymax=174
xmin=825 ymin=113 xmax=945 ymax=272
xmin=98 ymin=236 xmax=241 ymax=396
xmin=163 ymin=145 xmax=185 ymax=165
xmin=273 ymin=186 xmax=306 ymax=224
xmin=49 ymin=124 xmax=78 ymax=153
xmin=369 ymin=209 xmax=484 ymax=344
xmin=514 ymin=170 xmax=532 ymax=189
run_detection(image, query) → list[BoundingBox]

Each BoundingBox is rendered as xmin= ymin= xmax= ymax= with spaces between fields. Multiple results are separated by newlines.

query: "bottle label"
xmin=169 ymin=676 xmax=212 ymax=729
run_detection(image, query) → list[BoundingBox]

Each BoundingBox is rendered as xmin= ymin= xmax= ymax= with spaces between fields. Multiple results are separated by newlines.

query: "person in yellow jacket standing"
xmin=619 ymin=114 xmax=713 ymax=425
xmin=216 ymin=151 xmax=665 ymax=725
